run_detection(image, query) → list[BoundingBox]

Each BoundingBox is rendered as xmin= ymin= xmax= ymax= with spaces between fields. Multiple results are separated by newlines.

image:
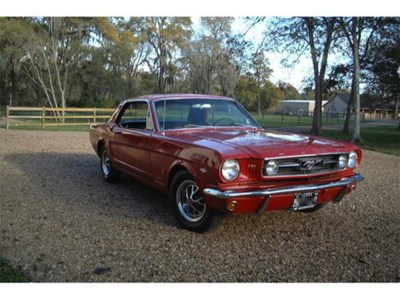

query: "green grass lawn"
xmin=4 ymin=110 xmax=399 ymax=156
xmin=321 ymin=126 xmax=400 ymax=156
xmin=0 ymin=256 xmax=31 ymax=282
xmin=252 ymin=112 xmax=344 ymax=128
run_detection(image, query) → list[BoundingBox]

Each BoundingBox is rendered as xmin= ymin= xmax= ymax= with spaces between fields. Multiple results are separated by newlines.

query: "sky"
xmin=192 ymin=16 xmax=335 ymax=92
xmin=228 ymin=18 xmax=313 ymax=91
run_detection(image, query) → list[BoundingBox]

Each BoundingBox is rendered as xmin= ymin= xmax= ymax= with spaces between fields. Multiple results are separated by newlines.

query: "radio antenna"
xmin=162 ymin=74 xmax=167 ymax=132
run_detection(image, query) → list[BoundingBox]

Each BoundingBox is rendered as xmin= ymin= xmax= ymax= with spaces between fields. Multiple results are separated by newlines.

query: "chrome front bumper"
xmin=203 ymin=173 xmax=364 ymax=199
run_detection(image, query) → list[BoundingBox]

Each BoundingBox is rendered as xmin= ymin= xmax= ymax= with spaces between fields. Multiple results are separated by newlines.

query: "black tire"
xmin=170 ymin=171 xmax=216 ymax=233
xmin=100 ymin=146 xmax=120 ymax=183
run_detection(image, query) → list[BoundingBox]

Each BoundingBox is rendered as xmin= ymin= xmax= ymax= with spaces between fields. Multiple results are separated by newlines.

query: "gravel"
xmin=0 ymin=129 xmax=399 ymax=282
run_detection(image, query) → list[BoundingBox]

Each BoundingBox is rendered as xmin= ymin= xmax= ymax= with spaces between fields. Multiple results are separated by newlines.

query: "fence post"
xmin=41 ymin=107 xmax=45 ymax=129
xmin=93 ymin=107 xmax=97 ymax=123
xmin=6 ymin=105 xmax=10 ymax=130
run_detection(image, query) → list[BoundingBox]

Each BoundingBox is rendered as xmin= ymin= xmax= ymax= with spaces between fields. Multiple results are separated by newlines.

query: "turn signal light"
xmin=226 ymin=201 xmax=238 ymax=212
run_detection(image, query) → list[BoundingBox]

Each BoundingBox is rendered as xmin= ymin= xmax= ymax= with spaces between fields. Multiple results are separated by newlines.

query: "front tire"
xmin=100 ymin=146 xmax=120 ymax=182
xmin=170 ymin=171 xmax=216 ymax=233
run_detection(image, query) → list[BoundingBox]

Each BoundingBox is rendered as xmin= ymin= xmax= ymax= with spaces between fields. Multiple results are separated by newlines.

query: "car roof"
xmin=120 ymin=94 xmax=234 ymax=105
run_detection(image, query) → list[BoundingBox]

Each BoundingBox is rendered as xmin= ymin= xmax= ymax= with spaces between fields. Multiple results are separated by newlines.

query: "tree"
xmin=20 ymin=18 xmax=91 ymax=117
xmin=112 ymin=18 xmax=151 ymax=98
xmin=324 ymin=64 xmax=352 ymax=92
xmin=362 ymin=18 xmax=400 ymax=123
xmin=337 ymin=17 xmax=400 ymax=135
xmin=234 ymin=75 xmax=258 ymax=109
xmin=339 ymin=17 xmax=363 ymax=142
xmin=183 ymin=36 xmax=217 ymax=94
xmin=0 ymin=18 xmax=33 ymax=106
xmin=261 ymin=81 xmax=285 ymax=110
xmin=183 ymin=17 xmax=241 ymax=96
xmin=303 ymin=17 xmax=338 ymax=135
xmin=277 ymin=81 xmax=300 ymax=100
xmin=16 ymin=17 xmax=122 ymax=111
xmin=234 ymin=75 xmax=283 ymax=111
xmin=249 ymin=51 xmax=272 ymax=115
xmin=200 ymin=17 xmax=242 ymax=97
xmin=140 ymin=17 xmax=192 ymax=92
xmin=261 ymin=17 xmax=340 ymax=135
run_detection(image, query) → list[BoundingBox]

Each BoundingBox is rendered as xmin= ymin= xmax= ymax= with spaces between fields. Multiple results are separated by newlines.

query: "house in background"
xmin=278 ymin=100 xmax=328 ymax=115
xmin=323 ymin=93 xmax=351 ymax=114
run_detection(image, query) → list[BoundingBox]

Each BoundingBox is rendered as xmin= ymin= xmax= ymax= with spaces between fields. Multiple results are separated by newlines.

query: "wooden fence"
xmin=4 ymin=105 xmax=399 ymax=130
xmin=5 ymin=106 xmax=115 ymax=129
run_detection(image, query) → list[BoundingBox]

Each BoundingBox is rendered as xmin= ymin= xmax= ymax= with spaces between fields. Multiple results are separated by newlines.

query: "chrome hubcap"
xmin=176 ymin=180 xmax=206 ymax=223
xmin=102 ymin=150 xmax=110 ymax=176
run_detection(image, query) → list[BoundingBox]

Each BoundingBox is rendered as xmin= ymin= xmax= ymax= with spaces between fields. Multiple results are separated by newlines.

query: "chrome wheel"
xmin=101 ymin=149 xmax=111 ymax=176
xmin=176 ymin=180 xmax=206 ymax=223
xmin=170 ymin=171 xmax=217 ymax=232
xmin=99 ymin=146 xmax=120 ymax=183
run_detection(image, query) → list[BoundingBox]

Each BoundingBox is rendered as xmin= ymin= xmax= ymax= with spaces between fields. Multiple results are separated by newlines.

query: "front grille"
xmin=263 ymin=154 xmax=343 ymax=177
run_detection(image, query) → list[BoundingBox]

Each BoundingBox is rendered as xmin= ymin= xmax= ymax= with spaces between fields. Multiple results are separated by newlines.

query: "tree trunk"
xmin=396 ymin=96 xmax=400 ymax=129
xmin=343 ymin=76 xmax=355 ymax=133
xmin=308 ymin=21 xmax=321 ymax=136
xmin=351 ymin=18 xmax=362 ymax=143
xmin=257 ymin=83 xmax=261 ymax=116
xmin=159 ymin=66 xmax=165 ymax=92
xmin=306 ymin=17 xmax=335 ymax=136
xmin=128 ymin=76 xmax=133 ymax=98
xmin=9 ymin=67 xmax=18 ymax=106
xmin=8 ymin=71 xmax=13 ymax=107
xmin=311 ymin=79 xmax=322 ymax=135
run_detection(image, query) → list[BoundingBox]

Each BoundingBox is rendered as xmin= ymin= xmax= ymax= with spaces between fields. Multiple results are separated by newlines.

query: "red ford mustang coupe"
xmin=89 ymin=94 xmax=364 ymax=232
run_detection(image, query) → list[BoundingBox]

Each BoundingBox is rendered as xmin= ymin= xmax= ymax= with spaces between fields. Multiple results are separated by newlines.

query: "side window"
xmin=118 ymin=102 xmax=152 ymax=131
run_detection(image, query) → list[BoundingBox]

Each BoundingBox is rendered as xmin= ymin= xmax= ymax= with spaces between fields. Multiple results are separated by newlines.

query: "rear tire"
xmin=170 ymin=171 xmax=216 ymax=233
xmin=100 ymin=146 xmax=120 ymax=183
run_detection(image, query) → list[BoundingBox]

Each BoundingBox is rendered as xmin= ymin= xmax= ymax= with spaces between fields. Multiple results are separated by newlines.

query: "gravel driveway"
xmin=0 ymin=129 xmax=399 ymax=282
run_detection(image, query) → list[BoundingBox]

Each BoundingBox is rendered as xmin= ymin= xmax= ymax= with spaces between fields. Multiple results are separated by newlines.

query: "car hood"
xmin=168 ymin=128 xmax=357 ymax=159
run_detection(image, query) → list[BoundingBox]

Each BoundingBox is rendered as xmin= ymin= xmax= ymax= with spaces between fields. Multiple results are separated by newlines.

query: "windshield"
xmin=154 ymin=98 xmax=260 ymax=130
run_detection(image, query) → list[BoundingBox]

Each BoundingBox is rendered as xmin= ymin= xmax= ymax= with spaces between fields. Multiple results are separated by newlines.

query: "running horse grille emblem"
xmin=299 ymin=159 xmax=324 ymax=171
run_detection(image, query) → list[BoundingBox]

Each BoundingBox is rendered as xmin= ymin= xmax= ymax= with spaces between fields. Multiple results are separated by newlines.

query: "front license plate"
xmin=291 ymin=192 xmax=319 ymax=211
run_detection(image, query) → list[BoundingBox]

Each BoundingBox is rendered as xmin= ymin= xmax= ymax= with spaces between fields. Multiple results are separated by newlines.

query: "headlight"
xmin=221 ymin=159 xmax=240 ymax=181
xmin=348 ymin=151 xmax=358 ymax=168
xmin=265 ymin=160 xmax=279 ymax=176
xmin=337 ymin=154 xmax=348 ymax=169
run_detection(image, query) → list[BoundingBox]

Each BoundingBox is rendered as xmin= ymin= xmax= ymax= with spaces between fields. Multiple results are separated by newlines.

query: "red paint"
xmin=90 ymin=94 xmax=363 ymax=214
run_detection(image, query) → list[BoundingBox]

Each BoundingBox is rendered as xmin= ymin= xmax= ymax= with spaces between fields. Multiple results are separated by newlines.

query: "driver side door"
xmin=110 ymin=101 xmax=154 ymax=178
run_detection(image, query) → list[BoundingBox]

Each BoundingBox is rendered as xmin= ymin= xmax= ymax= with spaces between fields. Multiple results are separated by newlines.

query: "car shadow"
xmin=4 ymin=151 xmax=337 ymax=236
xmin=4 ymin=152 xmax=176 ymax=229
